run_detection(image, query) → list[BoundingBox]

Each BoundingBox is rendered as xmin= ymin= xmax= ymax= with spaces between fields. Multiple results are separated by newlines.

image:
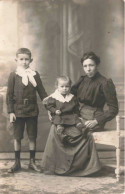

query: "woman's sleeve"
xmin=73 ymin=97 xmax=80 ymax=116
xmin=95 ymin=79 xmax=119 ymax=125
xmin=6 ymin=72 xmax=15 ymax=113
xmin=35 ymin=72 xmax=48 ymax=100
xmin=71 ymin=76 xmax=84 ymax=96
xmin=45 ymin=97 xmax=57 ymax=114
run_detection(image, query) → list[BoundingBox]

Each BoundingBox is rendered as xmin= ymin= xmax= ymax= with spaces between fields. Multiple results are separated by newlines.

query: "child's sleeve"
xmin=6 ymin=72 xmax=15 ymax=113
xmin=45 ymin=97 xmax=57 ymax=114
xmin=35 ymin=71 xmax=48 ymax=100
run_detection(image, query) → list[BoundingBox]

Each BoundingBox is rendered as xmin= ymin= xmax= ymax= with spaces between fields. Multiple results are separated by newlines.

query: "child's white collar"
xmin=16 ymin=67 xmax=37 ymax=87
xmin=50 ymin=89 xmax=74 ymax=103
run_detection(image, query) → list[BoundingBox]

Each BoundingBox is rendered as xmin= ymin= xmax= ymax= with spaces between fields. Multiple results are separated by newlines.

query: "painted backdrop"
xmin=0 ymin=0 xmax=124 ymax=152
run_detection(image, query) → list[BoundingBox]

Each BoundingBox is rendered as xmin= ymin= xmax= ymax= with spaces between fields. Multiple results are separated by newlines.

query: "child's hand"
xmin=55 ymin=110 xmax=61 ymax=115
xmin=9 ymin=113 xmax=16 ymax=123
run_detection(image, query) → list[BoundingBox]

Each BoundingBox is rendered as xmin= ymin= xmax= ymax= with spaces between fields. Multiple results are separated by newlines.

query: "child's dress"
xmin=45 ymin=89 xmax=81 ymax=126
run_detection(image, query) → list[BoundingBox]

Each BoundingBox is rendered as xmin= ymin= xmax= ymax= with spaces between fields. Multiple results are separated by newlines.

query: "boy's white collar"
xmin=50 ymin=89 xmax=74 ymax=103
xmin=16 ymin=67 xmax=37 ymax=87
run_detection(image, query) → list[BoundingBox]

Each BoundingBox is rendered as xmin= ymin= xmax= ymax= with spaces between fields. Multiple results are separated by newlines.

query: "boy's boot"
xmin=8 ymin=151 xmax=21 ymax=173
xmin=29 ymin=150 xmax=41 ymax=172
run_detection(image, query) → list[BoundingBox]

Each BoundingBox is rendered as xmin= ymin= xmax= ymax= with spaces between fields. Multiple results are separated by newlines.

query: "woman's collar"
xmin=85 ymin=71 xmax=100 ymax=80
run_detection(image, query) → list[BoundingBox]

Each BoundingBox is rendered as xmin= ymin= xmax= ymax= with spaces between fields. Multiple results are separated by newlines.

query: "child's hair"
xmin=16 ymin=48 xmax=32 ymax=58
xmin=55 ymin=76 xmax=72 ymax=87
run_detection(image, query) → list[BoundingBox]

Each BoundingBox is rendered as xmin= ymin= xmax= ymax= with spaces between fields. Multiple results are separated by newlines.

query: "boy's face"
xmin=57 ymin=80 xmax=71 ymax=96
xmin=15 ymin=53 xmax=33 ymax=69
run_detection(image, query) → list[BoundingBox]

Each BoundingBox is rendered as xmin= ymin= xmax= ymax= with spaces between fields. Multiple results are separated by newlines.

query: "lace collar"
xmin=50 ymin=89 xmax=74 ymax=103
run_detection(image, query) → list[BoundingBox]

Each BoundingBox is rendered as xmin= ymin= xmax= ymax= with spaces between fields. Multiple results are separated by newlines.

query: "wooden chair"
xmin=93 ymin=115 xmax=124 ymax=182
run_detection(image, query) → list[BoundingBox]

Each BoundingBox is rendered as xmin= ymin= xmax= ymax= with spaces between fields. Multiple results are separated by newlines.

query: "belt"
xmin=79 ymin=103 xmax=102 ymax=112
xmin=15 ymin=99 xmax=37 ymax=105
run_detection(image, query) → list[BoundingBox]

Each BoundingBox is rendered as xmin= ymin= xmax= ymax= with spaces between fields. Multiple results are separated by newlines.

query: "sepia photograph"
xmin=0 ymin=0 xmax=124 ymax=193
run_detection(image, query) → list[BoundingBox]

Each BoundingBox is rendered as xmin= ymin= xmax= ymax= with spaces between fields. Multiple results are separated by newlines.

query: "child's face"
xmin=15 ymin=53 xmax=33 ymax=69
xmin=57 ymin=80 xmax=71 ymax=95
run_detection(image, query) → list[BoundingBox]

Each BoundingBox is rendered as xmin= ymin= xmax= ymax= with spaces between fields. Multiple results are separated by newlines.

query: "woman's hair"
xmin=81 ymin=51 xmax=100 ymax=65
xmin=55 ymin=76 xmax=72 ymax=87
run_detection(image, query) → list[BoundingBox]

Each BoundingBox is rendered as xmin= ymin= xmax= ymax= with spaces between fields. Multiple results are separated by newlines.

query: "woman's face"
xmin=82 ymin=58 xmax=98 ymax=78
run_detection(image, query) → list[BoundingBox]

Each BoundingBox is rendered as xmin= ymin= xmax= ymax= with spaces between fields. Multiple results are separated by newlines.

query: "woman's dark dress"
xmin=41 ymin=72 xmax=118 ymax=176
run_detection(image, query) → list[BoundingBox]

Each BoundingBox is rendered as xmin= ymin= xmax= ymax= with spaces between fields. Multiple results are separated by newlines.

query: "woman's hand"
xmin=9 ymin=113 xmax=16 ymax=123
xmin=85 ymin=119 xmax=98 ymax=129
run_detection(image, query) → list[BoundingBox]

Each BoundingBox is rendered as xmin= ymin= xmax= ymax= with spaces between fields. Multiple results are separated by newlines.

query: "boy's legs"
xmin=26 ymin=117 xmax=41 ymax=172
xmin=8 ymin=139 xmax=21 ymax=173
xmin=8 ymin=118 xmax=25 ymax=173
xmin=28 ymin=139 xmax=41 ymax=172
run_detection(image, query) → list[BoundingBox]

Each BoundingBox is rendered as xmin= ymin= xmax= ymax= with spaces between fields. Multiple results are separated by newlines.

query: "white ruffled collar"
xmin=50 ymin=89 xmax=74 ymax=103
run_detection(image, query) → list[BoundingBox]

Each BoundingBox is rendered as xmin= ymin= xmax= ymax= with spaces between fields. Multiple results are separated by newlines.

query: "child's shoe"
xmin=57 ymin=125 xmax=64 ymax=134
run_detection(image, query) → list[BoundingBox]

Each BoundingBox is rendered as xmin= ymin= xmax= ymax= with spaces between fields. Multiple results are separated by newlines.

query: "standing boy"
xmin=6 ymin=48 xmax=47 ymax=173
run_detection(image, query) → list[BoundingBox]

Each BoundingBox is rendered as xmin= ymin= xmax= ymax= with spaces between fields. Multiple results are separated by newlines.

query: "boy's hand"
xmin=9 ymin=113 xmax=16 ymax=123
xmin=55 ymin=110 xmax=61 ymax=115
xmin=42 ymin=96 xmax=49 ymax=105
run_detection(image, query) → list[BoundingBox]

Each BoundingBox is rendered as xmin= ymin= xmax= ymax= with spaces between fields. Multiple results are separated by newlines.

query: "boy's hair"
xmin=16 ymin=48 xmax=32 ymax=58
xmin=55 ymin=76 xmax=72 ymax=87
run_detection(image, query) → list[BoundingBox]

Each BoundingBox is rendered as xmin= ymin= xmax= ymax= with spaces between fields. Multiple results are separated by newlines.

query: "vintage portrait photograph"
xmin=0 ymin=0 xmax=124 ymax=193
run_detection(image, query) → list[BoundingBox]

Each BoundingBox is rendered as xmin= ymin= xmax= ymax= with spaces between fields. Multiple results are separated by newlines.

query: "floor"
xmin=0 ymin=153 xmax=124 ymax=194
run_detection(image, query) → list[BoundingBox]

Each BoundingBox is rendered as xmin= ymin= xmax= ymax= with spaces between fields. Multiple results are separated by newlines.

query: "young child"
xmin=44 ymin=76 xmax=85 ymax=139
xmin=6 ymin=48 xmax=47 ymax=173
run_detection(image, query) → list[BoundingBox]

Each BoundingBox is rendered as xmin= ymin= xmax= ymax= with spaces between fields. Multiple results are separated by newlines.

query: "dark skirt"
xmin=41 ymin=124 xmax=101 ymax=176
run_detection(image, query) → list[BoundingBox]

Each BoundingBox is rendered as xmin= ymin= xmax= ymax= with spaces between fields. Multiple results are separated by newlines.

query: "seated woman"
xmin=41 ymin=51 xmax=118 ymax=176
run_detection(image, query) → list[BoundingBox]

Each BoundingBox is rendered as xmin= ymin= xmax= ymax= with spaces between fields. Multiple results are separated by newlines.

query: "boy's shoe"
xmin=57 ymin=125 xmax=64 ymax=134
xmin=8 ymin=160 xmax=21 ymax=173
xmin=29 ymin=159 xmax=41 ymax=172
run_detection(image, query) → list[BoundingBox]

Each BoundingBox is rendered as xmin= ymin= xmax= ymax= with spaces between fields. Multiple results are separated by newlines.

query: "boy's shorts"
xmin=13 ymin=117 xmax=38 ymax=140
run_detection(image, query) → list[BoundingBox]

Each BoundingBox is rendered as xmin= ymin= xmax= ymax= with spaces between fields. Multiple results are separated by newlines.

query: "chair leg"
xmin=115 ymin=146 xmax=120 ymax=182
xmin=115 ymin=116 xmax=121 ymax=182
